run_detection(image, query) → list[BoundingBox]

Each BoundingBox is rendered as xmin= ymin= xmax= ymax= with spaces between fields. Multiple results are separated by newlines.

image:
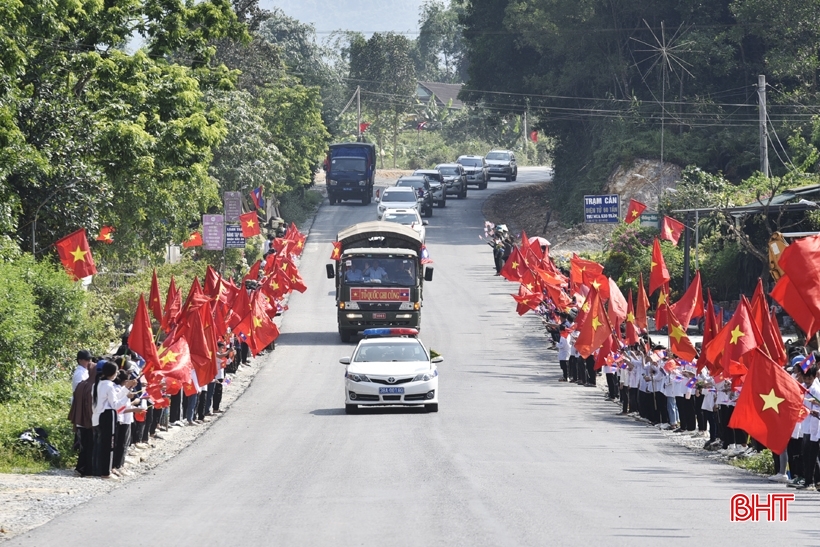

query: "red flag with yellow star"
xmin=54 ymin=228 xmax=97 ymax=280
xmin=625 ymin=289 xmax=639 ymax=345
xmin=570 ymin=254 xmax=603 ymax=287
xmin=703 ymin=298 xmax=761 ymax=376
xmin=500 ymin=246 xmax=525 ymax=282
xmin=330 ymin=241 xmax=342 ymax=261
xmin=575 ymin=288 xmax=612 ymax=358
xmin=728 ymin=348 xmax=808 ymax=454
xmin=624 ymin=199 xmax=647 ymax=224
xmin=607 ymin=277 xmax=628 ymax=330
xmin=249 ymin=292 xmax=280 ymax=354
xmin=698 ymin=290 xmax=721 ymax=372
xmin=654 ymin=287 xmax=670 ymax=330
xmin=512 ymin=286 xmax=541 ymax=315
xmin=239 ymin=211 xmax=261 ymax=238
xmin=649 ymin=238 xmax=670 ymax=295
xmin=184 ymin=305 xmax=217 ymax=385
xmin=128 ymin=294 xmax=161 ymax=375
xmin=660 ymin=215 xmax=685 ymax=245
xmin=582 ymin=271 xmax=610 ymax=300
xmin=161 ymin=276 xmax=181 ymax=333
xmin=666 ymin=306 xmax=698 ymax=361
xmin=182 ymin=231 xmax=202 ymax=248
xmin=669 ymin=271 xmax=704 ymax=329
xmin=152 ymin=334 xmax=192 ymax=385
xmin=148 ymin=269 xmax=163 ymax=323
xmin=635 ymin=272 xmax=650 ymax=331
xmin=96 ymin=226 xmax=115 ymax=244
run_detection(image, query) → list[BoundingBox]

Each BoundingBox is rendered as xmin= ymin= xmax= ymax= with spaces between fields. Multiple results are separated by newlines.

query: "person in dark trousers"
xmin=92 ymin=361 xmax=127 ymax=478
xmin=557 ymin=326 xmax=570 ymax=382
xmin=585 ymin=355 xmax=596 ymax=387
xmin=68 ymin=362 xmax=97 ymax=476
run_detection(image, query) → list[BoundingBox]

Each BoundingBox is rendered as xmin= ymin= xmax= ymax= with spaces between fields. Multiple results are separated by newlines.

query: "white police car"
xmin=340 ymin=328 xmax=441 ymax=413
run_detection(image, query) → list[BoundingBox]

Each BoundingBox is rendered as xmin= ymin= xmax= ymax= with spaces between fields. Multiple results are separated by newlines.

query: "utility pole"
xmin=758 ymin=74 xmax=769 ymax=177
xmin=522 ymin=109 xmax=528 ymax=153
xmin=356 ymin=86 xmax=361 ymax=141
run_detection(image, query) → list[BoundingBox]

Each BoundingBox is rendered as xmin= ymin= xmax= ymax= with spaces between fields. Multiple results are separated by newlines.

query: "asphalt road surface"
xmin=10 ymin=167 xmax=818 ymax=546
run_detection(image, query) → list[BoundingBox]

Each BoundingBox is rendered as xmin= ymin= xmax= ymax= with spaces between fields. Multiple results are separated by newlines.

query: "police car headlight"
xmin=412 ymin=370 xmax=437 ymax=382
xmin=358 ymin=180 xmax=366 ymax=186
xmin=347 ymin=372 xmax=371 ymax=382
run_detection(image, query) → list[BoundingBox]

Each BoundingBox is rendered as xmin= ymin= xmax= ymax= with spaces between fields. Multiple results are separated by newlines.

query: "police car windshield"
xmin=353 ymin=340 xmax=428 ymax=362
xmin=342 ymin=257 xmax=417 ymax=286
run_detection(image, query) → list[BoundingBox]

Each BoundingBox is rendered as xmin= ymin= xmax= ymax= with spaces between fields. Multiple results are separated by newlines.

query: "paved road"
xmin=10 ymin=167 xmax=817 ymax=546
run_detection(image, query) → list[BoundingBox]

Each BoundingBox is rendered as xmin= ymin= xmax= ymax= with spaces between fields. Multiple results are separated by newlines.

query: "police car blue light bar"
xmin=362 ymin=328 xmax=419 ymax=337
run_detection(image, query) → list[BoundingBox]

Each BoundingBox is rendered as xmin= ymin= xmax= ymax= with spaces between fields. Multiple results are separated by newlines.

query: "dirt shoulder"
xmin=482 ymin=182 xmax=615 ymax=257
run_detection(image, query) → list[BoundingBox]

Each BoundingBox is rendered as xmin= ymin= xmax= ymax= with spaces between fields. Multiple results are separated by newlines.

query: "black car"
xmin=456 ymin=155 xmax=488 ymax=189
xmin=396 ymin=176 xmax=434 ymax=217
xmin=413 ymin=170 xmax=447 ymax=207
xmin=435 ymin=163 xmax=467 ymax=199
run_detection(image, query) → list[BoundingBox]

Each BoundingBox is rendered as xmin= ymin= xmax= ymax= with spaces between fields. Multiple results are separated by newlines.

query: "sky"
xmin=260 ymin=0 xmax=425 ymax=35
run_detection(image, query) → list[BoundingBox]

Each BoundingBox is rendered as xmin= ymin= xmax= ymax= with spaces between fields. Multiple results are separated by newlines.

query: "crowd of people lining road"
xmin=68 ymin=335 xmax=253 ymax=480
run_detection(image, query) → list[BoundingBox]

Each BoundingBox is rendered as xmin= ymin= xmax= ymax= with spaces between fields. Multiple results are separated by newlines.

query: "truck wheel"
xmin=459 ymin=186 xmax=467 ymax=199
xmin=426 ymin=204 xmax=433 ymax=217
xmin=439 ymin=198 xmax=446 ymax=208
xmin=362 ymin=192 xmax=371 ymax=205
xmin=340 ymin=330 xmax=352 ymax=343
xmin=479 ymin=181 xmax=487 ymax=190
xmin=329 ymin=195 xmax=336 ymax=205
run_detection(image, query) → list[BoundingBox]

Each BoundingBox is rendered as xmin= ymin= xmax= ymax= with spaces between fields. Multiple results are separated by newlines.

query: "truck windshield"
xmin=331 ymin=157 xmax=366 ymax=172
xmin=342 ymin=257 xmax=417 ymax=286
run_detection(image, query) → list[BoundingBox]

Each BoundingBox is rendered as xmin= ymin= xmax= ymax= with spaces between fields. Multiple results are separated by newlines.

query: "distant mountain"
xmin=261 ymin=0 xmax=423 ymax=34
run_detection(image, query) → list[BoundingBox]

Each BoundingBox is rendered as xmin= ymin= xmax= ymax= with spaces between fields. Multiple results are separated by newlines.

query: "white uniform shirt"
xmin=92 ymin=380 xmax=129 ymax=427
xmin=72 ymin=365 xmax=89 ymax=394
xmin=806 ymin=378 xmax=820 ymax=441
xmin=557 ymin=336 xmax=571 ymax=361
xmin=627 ymin=358 xmax=641 ymax=389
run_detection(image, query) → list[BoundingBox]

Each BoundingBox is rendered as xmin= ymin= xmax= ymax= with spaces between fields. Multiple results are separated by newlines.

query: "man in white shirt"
xmin=557 ymin=326 xmax=571 ymax=382
xmin=365 ymin=260 xmax=387 ymax=281
xmin=72 ymin=350 xmax=93 ymax=396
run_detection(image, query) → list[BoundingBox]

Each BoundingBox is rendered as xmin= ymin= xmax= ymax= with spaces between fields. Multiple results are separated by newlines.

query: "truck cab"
xmin=324 ymin=142 xmax=376 ymax=205
xmin=327 ymin=221 xmax=433 ymax=342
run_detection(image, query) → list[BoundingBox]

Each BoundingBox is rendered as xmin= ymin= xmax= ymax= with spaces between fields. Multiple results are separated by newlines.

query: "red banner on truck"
xmin=350 ymin=287 xmax=410 ymax=302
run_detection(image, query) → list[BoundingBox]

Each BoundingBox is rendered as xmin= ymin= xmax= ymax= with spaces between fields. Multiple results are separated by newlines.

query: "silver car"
xmin=435 ymin=163 xmax=467 ymax=198
xmin=485 ymin=150 xmax=517 ymax=181
xmin=456 ymin=155 xmax=488 ymax=189
xmin=377 ymin=186 xmax=420 ymax=220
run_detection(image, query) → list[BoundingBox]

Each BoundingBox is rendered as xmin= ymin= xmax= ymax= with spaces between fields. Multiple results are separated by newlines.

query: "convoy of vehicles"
xmin=396 ymin=175 xmax=435 ymax=217
xmin=382 ymin=208 xmax=427 ymax=242
xmin=412 ymin=169 xmax=447 ymax=207
xmin=377 ymin=186 xmax=420 ymax=220
xmin=327 ymin=221 xmax=433 ymax=344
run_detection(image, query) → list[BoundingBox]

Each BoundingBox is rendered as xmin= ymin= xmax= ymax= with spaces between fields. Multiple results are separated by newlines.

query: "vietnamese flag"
xmin=185 ymin=306 xmax=217 ymax=386
xmin=774 ymin=234 xmax=820 ymax=336
xmin=154 ymin=333 xmax=192 ymax=385
xmin=128 ymin=295 xmax=161 ymax=376
xmin=770 ymin=273 xmax=816 ymax=336
xmin=575 ymin=288 xmax=612 ymax=358
xmin=240 ymin=211 xmax=261 ymax=238
xmin=624 ymin=199 xmax=647 ymax=224
xmin=703 ymin=298 xmax=761 ymax=375
xmin=249 ymin=292 xmax=280 ymax=354
xmin=330 ymin=241 xmax=342 ymax=261
xmin=96 ymin=226 xmax=115 ymax=244
xmin=648 ymin=238 xmax=670 ymax=295
xmin=667 ymin=306 xmax=698 ymax=362
xmin=594 ymin=334 xmax=615 ymax=370
xmin=750 ymin=279 xmax=785 ymax=363
xmin=512 ymin=286 xmax=541 ymax=315
xmin=625 ymin=290 xmax=639 ymax=345
xmin=654 ymin=287 xmax=670 ymax=330
xmin=519 ymin=268 xmax=542 ymax=295
xmin=698 ymin=291 xmax=720 ymax=372
xmin=635 ymin=272 xmax=650 ymax=331
xmin=243 ymin=259 xmax=261 ymax=284
xmin=161 ymin=276 xmax=181 ymax=333
xmin=728 ymin=348 xmax=808 ymax=454
xmin=54 ymin=228 xmax=97 ymax=280
xmin=660 ymin=215 xmax=685 ymax=245
xmin=582 ymin=271 xmax=610 ymax=300
xmin=182 ymin=231 xmax=202 ymax=248
xmin=148 ymin=269 xmax=163 ymax=323
xmin=669 ymin=271 xmax=704 ymax=328
xmin=500 ymin=247 xmax=525 ymax=282
xmin=570 ymin=254 xmax=604 ymax=286
xmin=607 ymin=278 xmax=628 ymax=332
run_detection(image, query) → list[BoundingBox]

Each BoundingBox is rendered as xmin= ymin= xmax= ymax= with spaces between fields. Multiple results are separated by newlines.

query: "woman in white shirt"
xmin=557 ymin=326 xmax=571 ymax=382
xmin=92 ymin=361 xmax=129 ymax=478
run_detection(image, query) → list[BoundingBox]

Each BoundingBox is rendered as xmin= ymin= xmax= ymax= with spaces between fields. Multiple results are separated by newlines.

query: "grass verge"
xmin=730 ymin=449 xmax=775 ymax=476
xmin=0 ymin=380 xmax=75 ymax=473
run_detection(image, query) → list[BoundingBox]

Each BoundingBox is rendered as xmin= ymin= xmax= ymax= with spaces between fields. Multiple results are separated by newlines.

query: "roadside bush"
xmin=731 ymin=449 xmax=775 ymax=476
xmin=0 ymin=260 xmax=38 ymax=399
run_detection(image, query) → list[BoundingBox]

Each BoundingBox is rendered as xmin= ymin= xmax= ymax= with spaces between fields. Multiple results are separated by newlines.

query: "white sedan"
xmin=381 ymin=208 xmax=427 ymax=242
xmin=341 ymin=328 xmax=441 ymax=413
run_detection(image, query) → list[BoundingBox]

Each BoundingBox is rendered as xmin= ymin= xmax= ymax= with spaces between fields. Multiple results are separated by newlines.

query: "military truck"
xmin=327 ymin=221 xmax=433 ymax=342
xmin=323 ymin=142 xmax=376 ymax=205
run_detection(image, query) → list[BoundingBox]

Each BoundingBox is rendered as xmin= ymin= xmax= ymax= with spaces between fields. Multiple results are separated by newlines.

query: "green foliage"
xmin=731 ymin=449 xmax=775 ymax=476
xmin=0 ymin=259 xmax=38 ymax=399
xmin=416 ymin=1 xmax=467 ymax=83
xmin=0 ymin=380 xmax=76 ymax=472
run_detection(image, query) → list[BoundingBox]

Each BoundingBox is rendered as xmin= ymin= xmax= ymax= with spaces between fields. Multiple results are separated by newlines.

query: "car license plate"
xmin=379 ymin=387 xmax=404 ymax=394
xmin=342 ymin=187 xmax=352 ymax=191
xmin=372 ymin=312 xmax=386 ymax=319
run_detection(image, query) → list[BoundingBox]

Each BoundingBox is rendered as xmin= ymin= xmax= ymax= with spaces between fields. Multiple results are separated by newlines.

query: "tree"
xmin=417 ymin=1 xmax=468 ymax=83
xmin=349 ymin=33 xmax=417 ymax=168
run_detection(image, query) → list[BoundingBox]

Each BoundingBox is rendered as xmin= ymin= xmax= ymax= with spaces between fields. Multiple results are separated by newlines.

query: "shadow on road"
xmin=277 ymin=331 xmax=342 ymax=347
xmin=310 ymin=406 xmax=430 ymax=416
